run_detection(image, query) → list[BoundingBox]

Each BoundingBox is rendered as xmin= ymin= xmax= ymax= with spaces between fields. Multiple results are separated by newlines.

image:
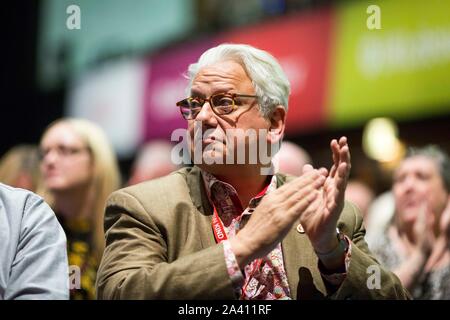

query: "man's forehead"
xmin=191 ymin=60 xmax=252 ymax=94
xmin=195 ymin=61 xmax=246 ymax=79
xmin=198 ymin=59 xmax=245 ymax=72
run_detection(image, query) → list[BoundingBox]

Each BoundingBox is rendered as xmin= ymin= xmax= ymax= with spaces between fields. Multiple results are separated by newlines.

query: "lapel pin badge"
xmin=296 ymin=223 xmax=305 ymax=234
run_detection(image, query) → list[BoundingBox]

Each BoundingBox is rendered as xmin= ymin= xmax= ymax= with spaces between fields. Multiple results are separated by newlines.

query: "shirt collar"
xmin=201 ymin=169 xmax=277 ymax=211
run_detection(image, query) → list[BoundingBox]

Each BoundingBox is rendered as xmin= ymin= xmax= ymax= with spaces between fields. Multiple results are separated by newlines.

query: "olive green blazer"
xmin=96 ymin=166 xmax=409 ymax=300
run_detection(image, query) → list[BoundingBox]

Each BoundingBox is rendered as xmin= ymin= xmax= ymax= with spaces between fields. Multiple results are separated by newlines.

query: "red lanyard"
xmin=211 ymin=181 xmax=269 ymax=243
xmin=211 ymin=207 xmax=263 ymax=299
xmin=211 ymin=206 xmax=228 ymax=243
xmin=210 ymin=181 xmax=271 ymax=299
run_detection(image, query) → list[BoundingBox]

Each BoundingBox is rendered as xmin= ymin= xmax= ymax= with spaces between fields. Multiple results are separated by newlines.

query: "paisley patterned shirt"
xmin=202 ymin=170 xmax=350 ymax=299
xmin=202 ymin=171 xmax=291 ymax=300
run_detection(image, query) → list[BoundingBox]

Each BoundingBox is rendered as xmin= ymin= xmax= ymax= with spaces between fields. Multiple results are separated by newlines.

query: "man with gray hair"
xmin=97 ymin=44 xmax=408 ymax=300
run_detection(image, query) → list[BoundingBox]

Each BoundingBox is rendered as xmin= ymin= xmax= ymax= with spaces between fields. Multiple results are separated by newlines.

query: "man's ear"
xmin=267 ymin=105 xmax=286 ymax=145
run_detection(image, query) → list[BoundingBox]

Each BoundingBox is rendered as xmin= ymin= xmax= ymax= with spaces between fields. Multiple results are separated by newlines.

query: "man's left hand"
xmin=299 ymin=137 xmax=351 ymax=266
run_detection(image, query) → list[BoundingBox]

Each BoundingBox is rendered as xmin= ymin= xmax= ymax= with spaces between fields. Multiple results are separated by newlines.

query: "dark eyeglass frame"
xmin=176 ymin=92 xmax=258 ymax=120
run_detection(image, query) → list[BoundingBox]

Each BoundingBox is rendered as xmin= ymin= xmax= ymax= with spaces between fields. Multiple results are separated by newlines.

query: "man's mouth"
xmin=202 ymin=136 xmax=225 ymax=146
xmin=202 ymin=137 xmax=216 ymax=144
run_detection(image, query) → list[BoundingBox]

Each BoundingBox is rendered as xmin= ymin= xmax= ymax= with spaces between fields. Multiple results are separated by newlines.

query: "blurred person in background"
xmin=365 ymin=191 xmax=396 ymax=249
xmin=38 ymin=118 xmax=120 ymax=299
xmin=345 ymin=180 xmax=375 ymax=225
xmin=127 ymin=140 xmax=180 ymax=186
xmin=0 ymin=144 xmax=41 ymax=192
xmin=0 ymin=183 xmax=69 ymax=299
xmin=370 ymin=145 xmax=450 ymax=299
xmin=272 ymin=140 xmax=312 ymax=176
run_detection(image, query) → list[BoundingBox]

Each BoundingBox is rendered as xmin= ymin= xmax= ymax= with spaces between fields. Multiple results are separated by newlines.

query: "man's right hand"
xmin=229 ymin=169 xmax=326 ymax=268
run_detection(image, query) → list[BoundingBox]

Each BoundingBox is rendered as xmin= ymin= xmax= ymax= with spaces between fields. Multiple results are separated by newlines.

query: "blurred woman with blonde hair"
xmin=38 ymin=118 xmax=120 ymax=299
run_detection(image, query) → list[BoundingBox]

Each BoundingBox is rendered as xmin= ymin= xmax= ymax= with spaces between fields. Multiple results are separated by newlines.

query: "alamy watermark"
xmin=170 ymin=125 xmax=282 ymax=175
xmin=69 ymin=265 xmax=81 ymax=290
xmin=367 ymin=5 xmax=381 ymax=30
xmin=66 ymin=5 xmax=81 ymax=30
xmin=366 ymin=264 xmax=381 ymax=290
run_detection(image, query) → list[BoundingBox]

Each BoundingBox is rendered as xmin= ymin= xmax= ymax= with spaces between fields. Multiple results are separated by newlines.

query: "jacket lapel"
xmin=185 ymin=166 xmax=216 ymax=249
xmin=281 ymin=226 xmax=327 ymax=299
xmin=277 ymin=174 xmax=327 ymax=299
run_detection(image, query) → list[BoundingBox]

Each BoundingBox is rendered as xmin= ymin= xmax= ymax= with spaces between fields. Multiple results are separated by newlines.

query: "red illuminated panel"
xmin=219 ymin=8 xmax=335 ymax=135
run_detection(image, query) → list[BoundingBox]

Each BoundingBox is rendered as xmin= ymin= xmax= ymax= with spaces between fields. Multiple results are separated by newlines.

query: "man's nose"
xmin=195 ymin=101 xmax=217 ymax=124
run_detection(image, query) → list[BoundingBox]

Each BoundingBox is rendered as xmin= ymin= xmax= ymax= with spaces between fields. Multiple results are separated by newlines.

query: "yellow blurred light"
xmin=363 ymin=118 xmax=403 ymax=163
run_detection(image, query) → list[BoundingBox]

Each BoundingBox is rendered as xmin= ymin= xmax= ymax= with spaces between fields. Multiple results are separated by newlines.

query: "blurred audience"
xmin=365 ymin=190 xmax=396 ymax=249
xmin=272 ymin=140 xmax=312 ymax=176
xmin=370 ymin=145 xmax=450 ymax=299
xmin=0 ymin=144 xmax=41 ymax=192
xmin=345 ymin=180 xmax=375 ymax=223
xmin=38 ymin=118 xmax=120 ymax=299
xmin=127 ymin=140 xmax=180 ymax=186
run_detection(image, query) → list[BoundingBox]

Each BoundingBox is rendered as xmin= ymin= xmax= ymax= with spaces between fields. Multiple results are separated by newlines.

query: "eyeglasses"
xmin=176 ymin=93 xmax=259 ymax=120
xmin=39 ymin=145 xmax=90 ymax=160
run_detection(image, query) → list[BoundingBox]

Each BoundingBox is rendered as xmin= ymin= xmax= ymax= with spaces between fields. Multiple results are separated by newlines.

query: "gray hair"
xmin=405 ymin=145 xmax=450 ymax=192
xmin=186 ymin=43 xmax=291 ymax=118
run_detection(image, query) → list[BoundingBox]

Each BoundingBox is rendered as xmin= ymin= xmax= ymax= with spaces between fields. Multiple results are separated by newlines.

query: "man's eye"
xmin=189 ymin=99 xmax=203 ymax=108
xmin=215 ymin=97 xmax=233 ymax=106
